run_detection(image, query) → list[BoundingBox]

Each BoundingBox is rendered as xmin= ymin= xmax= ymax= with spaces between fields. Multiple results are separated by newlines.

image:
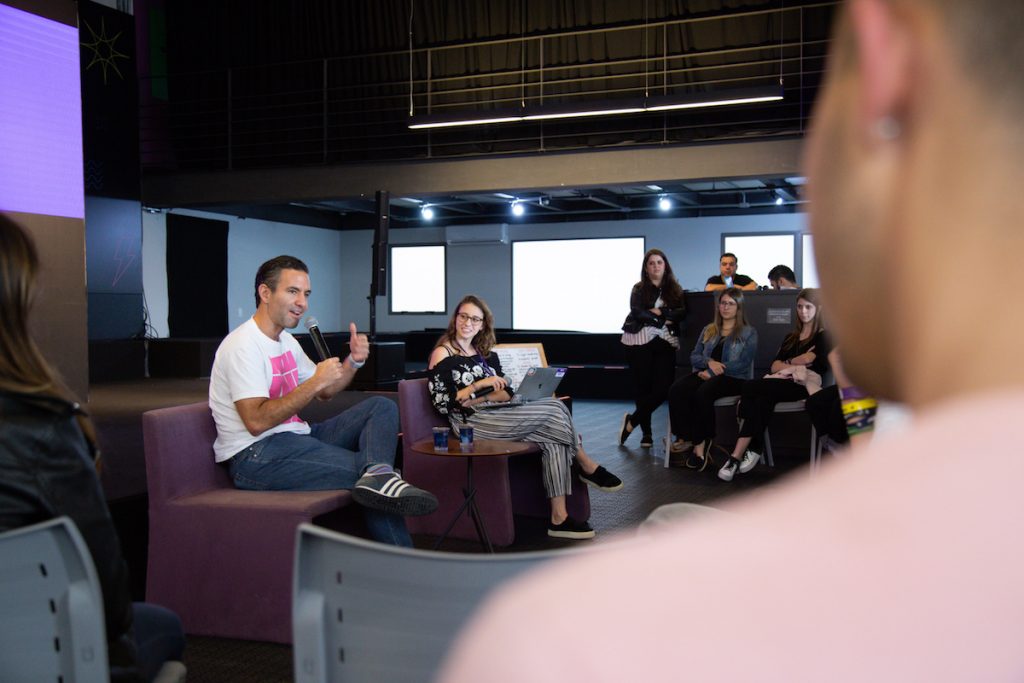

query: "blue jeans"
xmin=132 ymin=602 xmax=185 ymax=682
xmin=228 ymin=396 xmax=411 ymax=546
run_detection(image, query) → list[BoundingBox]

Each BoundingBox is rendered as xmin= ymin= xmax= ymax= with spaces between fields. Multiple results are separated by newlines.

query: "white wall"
xmin=142 ymin=209 xmax=344 ymax=336
xmin=353 ymin=212 xmax=808 ymax=332
xmin=142 ymin=208 xmax=806 ymax=336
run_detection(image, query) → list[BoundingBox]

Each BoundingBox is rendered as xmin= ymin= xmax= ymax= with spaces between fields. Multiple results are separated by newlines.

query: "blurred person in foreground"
xmin=441 ymin=0 xmax=1024 ymax=679
xmin=0 ymin=215 xmax=184 ymax=682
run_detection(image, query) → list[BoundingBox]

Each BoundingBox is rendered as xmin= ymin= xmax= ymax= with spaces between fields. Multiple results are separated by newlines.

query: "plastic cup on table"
xmin=458 ymin=425 xmax=474 ymax=452
xmin=432 ymin=426 xmax=450 ymax=451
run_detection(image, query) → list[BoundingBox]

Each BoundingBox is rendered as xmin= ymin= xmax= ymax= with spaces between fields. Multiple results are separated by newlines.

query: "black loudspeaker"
xmin=350 ymin=341 xmax=405 ymax=391
xmin=371 ymin=190 xmax=389 ymax=297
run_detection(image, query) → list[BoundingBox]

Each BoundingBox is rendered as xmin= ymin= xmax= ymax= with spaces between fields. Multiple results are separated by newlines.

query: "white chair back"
xmin=0 ymin=516 xmax=109 ymax=683
xmin=293 ymin=524 xmax=577 ymax=683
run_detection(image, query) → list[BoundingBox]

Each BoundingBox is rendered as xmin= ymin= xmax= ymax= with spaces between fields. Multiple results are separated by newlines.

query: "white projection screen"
xmin=512 ymin=237 xmax=645 ymax=332
xmin=723 ymin=234 xmax=796 ymax=289
xmin=390 ymin=245 xmax=446 ymax=313
xmin=802 ymin=234 xmax=820 ymax=288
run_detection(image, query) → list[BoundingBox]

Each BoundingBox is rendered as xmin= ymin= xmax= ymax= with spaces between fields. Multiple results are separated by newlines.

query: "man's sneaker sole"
xmin=352 ymin=478 xmax=438 ymax=516
xmin=548 ymin=527 xmax=596 ymax=540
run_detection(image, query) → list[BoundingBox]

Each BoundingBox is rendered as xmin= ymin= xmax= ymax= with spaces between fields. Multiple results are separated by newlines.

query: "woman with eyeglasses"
xmin=427 ymin=295 xmax=623 ymax=540
xmin=667 ymin=287 xmax=758 ymax=470
xmin=619 ymin=248 xmax=686 ymax=449
xmin=717 ymin=288 xmax=831 ymax=481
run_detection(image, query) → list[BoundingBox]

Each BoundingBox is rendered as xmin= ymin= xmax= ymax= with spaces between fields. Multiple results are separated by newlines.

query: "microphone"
xmin=471 ymin=385 xmax=496 ymax=399
xmin=304 ymin=317 xmax=332 ymax=361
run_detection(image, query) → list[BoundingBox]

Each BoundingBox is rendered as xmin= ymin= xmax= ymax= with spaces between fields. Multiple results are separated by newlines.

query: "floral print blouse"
xmin=428 ymin=351 xmax=511 ymax=417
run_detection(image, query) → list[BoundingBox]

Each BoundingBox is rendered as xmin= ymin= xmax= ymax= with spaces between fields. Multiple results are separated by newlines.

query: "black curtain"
xmin=166 ymin=213 xmax=228 ymax=337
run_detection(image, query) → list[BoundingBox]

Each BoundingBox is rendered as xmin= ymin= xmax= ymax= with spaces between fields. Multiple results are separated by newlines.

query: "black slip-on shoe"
xmin=579 ymin=465 xmax=624 ymax=492
xmin=618 ymin=413 xmax=634 ymax=445
xmin=548 ymin=517 xmax=596 ymax=540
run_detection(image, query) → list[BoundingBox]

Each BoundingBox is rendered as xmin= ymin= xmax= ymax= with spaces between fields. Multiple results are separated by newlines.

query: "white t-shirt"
xmin=209 ymin=317 xmax=318 ymax=462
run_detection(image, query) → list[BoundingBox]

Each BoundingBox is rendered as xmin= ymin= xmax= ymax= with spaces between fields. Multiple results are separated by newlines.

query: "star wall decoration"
xmin=81 ymin=17 xmax=129 ymax=85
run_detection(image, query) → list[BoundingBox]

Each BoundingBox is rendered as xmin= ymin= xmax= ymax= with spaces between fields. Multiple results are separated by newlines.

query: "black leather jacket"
xmin=621 ymin=282 xmax=686 ymax=334
xmin=0 ymin=390 xmax=144 ymax=682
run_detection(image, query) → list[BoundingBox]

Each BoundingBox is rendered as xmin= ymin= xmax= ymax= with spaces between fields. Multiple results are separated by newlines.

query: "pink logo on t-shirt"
xmin=269 ymin=351 xmax=303 ymax=425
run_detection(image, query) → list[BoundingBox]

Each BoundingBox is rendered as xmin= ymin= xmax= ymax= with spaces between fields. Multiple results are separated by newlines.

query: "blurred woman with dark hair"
xmin=718 ymin=288 xmax=831 ymax=481
xmin=428 ymin=295 xmax=623 ymax=540
xmin=619 ymin=249 xmax=686 ymax=448
xmin=667 ymin=287 xmax=758 ymax=470
xmin=0 ymin=215 xmax=184 ymax=682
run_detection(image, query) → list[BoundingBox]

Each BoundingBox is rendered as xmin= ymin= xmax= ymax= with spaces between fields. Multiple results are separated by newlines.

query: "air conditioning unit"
xmin=445 ymin=223 xmax=509 ymax=245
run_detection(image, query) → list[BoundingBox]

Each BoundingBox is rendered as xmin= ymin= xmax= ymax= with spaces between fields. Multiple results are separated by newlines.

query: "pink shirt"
xmin=441 ymin=389 xmax=1024 ymax=682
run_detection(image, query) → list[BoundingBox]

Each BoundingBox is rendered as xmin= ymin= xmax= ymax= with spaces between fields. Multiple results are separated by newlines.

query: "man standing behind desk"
xmin=209 ymin=255 xmax=437 ymax=547
xmin=704 ymin=252 xmax=758 ymax=291
xmin=441 ymin=0 xmax=1024 ymax=679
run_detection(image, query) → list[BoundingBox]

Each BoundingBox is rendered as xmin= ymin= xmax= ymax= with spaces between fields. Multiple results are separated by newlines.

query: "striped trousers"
xmin=450 ymin=397 xmax=577 ymax=498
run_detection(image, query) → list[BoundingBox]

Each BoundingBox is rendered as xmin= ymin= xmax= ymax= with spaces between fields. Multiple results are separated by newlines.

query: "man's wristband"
xmin=346 ymin=354 xmax=366 ymax=370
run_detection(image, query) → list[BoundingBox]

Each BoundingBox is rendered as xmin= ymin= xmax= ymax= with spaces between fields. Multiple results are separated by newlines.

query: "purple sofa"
xmin=398 ymin=379 xmax=590 ymax=546
xmin=143 ymin=401 xmax=358 ymax=644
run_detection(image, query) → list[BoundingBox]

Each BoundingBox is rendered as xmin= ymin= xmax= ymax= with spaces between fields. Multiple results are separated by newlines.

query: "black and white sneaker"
xmin=639 ymin=433 xmax=654 ymax=448
xmin=718 ymin=458 xmax=739 ymax=482
xmin=352 ymin=465 xmax=438 ymax=516
xmin=548 ymin=517 xmax=595 ymax=540
xmin=738 ymin=449 xmax=762 ymax=474
xmin=578 ymin=465 xmax=623 ymax=492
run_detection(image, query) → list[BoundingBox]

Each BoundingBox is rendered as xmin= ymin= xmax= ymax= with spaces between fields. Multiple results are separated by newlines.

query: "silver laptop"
xmin=508 ymin=366 xmax=566 ymax=404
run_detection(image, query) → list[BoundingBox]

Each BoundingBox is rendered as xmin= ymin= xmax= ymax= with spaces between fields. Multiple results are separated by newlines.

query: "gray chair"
xmin=0 ymin=516 xmax=187 ymax=683
xmin=762 ymin=399 xmax=827 ymax=474
xmin=292 ymin=523 xmax=587 ymax=683
xmin=0 ymin=516 xmax=108 ymax=682
xmin=663 ymin=395 xmax=746 ymax=468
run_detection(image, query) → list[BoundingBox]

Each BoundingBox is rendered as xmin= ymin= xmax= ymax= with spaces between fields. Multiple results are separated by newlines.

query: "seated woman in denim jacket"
xmin=667 ymin=287 xmax=758 ymax=470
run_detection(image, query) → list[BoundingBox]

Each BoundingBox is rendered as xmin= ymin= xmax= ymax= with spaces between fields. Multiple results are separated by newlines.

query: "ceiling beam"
xmin=142 ymin=138 xmax=805 ymax=209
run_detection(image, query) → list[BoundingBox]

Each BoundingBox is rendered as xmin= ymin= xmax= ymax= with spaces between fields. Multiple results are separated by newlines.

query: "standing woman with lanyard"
xmin=619 ymin=249 xmax=686 ymax=448
xmin=428 ymin=295 xmax=623 ymax=540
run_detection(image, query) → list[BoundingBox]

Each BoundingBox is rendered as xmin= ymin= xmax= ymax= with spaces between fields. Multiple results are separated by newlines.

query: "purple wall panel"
xmin=0 ymin=3 xmax=84 ymax=218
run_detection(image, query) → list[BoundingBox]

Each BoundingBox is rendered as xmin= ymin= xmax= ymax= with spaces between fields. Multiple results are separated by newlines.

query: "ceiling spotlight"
xmin=511 ymin=200 xmax=525 ymax=217
xmin=774 ymin=194 xmax=784 ymax=206
xmin=421 ymin=205 xmax=435 ymax=220
xmin=658 ymin=196 xmax=672 ymax=212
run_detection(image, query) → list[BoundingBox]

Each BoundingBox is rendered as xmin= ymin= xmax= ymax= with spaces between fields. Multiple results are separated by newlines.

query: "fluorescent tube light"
xmin=408 ymin=86 xmax=783 ymax=129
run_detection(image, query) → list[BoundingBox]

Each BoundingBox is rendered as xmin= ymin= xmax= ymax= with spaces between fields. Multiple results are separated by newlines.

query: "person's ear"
xmin=848 ymin=0 xmax=916 ymax=144
xmin=258 ymin=283 xmax=272 ymax=305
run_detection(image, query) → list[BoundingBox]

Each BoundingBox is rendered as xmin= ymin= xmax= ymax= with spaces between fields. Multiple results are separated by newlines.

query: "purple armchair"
xmin=398 ymin=379 xmax=589 ymax=546
xmin=143 ymin=402 xmax=355 ymax=643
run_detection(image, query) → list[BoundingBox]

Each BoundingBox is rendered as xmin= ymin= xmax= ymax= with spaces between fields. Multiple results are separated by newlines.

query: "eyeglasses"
xmin=457 ymin=312 xmax=484 ymax=325
xmin=718 ymin=300 xmax=737 ymax=308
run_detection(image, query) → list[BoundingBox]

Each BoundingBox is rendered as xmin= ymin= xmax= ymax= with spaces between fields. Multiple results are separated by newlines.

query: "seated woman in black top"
xmin=718 ymin=288 xmax=831 ymax=481
xmin=428 ymin=295 xmax=623 ymax=540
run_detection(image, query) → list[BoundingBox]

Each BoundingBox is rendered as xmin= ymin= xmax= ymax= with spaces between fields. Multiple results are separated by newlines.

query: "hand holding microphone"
xmin=469 ymin=384 xmax=496 ymax=400
xmin=304 ymin=316 xmax=332 ymax=361
xmin=306 ymin=317 xmax=369 ymax=372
